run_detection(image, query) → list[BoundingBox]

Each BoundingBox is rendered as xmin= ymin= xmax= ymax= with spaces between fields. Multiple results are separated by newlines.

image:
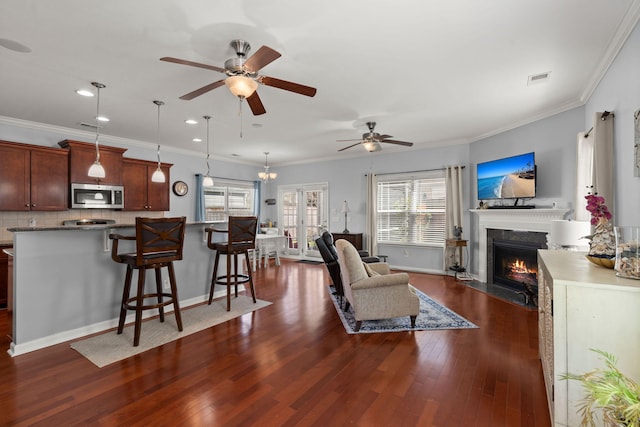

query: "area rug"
xmin=328 ymin=286 xmax=477 ymax=334
xmin=70 ymin=296 xmax=272 ymax=367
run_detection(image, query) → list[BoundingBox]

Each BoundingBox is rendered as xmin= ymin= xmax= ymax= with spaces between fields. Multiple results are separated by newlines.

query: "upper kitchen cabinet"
xmin=122 ymin=158 xmax=171 ymax=211
xmin=59 ymin=139 xmax=127 ymax=186
xmin=0 ymin=140 xmax=68 ymax=211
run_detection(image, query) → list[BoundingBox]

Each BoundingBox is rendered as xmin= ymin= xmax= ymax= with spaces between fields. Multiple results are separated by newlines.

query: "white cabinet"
xmin=537 ymin=250 xmax=640 ymax=426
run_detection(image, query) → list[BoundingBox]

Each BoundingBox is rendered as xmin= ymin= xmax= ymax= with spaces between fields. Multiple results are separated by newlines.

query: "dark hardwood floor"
xmin=0 ymin=260 xmax=550 ymax=426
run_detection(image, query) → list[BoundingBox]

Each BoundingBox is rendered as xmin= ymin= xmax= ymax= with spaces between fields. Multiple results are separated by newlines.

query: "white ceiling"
xmin=1 ymin=0 xmax=639 ymax=167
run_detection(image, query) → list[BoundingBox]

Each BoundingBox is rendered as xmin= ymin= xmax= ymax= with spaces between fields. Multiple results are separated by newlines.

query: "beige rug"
xmin=70 ymin=296 xmax=272 ymax=367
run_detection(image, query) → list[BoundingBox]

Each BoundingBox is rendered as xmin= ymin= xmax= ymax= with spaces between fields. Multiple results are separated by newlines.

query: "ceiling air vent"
xmin=527 ymin=71 xmax=551 ymax=86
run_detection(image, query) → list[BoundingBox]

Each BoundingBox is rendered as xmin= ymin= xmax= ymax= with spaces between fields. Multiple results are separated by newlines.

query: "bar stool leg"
xmin=226 ymin=251 xmax=232 ymax=311
xmin=133 ymin=269 xmax=147 ymax=347
xmin=118 ymin=266 xmax=133 ymax=334
xmin=244 ymin=251 xmax=257 ymax=303
xmin=233 ymin=253 xmax=239 ymax=298
xmin=167 ymin=262 xmax=183 ymax=332
xmin=209 ymin=252 xmax=220 ymax=304
xmin=155 ymin=267 xmax=165 ymax=322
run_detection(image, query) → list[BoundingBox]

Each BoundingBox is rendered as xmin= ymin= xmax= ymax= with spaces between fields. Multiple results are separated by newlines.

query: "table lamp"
xmin=341 ymin=200 xmax=350 ymax=233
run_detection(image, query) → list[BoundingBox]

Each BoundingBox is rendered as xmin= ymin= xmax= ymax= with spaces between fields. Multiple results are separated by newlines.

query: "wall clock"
xmin=172 ymin=181 xmax=188 ymax=196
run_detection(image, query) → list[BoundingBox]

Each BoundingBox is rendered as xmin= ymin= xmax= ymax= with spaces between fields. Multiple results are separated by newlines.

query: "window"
xmin=376 ymin=170 xmax=446 ymax=246
xmin=204 ymin=179 xmax=255 ymax=222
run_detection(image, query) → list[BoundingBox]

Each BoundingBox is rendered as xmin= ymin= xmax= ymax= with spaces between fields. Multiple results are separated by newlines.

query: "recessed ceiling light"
xmin=96 ymin=116 xmax=110 ymax=122
xmin=192 ymin=138 xmax=202 ymax=142
xmin=185 ymin=119 xmax=198 ymax=125
xmin=252 ymin=123 xmax=263 ymax=128
xmin=232 ymin=154 xmax=240 ymax=157
xmin=527 ymin=71 xmax=551 ymax=86
xmin=75 ymin=89 xmax=94 ymax=97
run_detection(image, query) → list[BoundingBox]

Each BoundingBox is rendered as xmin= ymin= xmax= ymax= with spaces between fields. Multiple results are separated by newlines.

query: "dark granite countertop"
xmin=7 ymin=221 xmax=219 ymax=233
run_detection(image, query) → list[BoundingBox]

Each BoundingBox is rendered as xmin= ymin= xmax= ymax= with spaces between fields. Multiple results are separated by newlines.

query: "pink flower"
xmin=585 ymin=193 xmax=612 ymax=225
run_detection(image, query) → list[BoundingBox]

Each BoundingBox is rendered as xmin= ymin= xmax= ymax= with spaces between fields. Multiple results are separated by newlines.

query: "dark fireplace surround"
xmin=486 ymin=228 xmax=547 ymax=292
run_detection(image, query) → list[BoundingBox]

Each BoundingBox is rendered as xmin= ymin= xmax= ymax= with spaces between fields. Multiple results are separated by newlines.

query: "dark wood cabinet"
xmin=331 ymin=232 xmax=363 ymax=250
xmin=122 ymin=158 xmax=171 ymax=211
xmin=59 ymin=139 xmax=127 ymax=186
xmin=0 ymin=141 xmax=68 ymax=211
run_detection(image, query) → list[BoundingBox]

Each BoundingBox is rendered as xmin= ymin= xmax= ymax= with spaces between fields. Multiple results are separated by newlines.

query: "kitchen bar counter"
xmin=7 ymin=222 xmax=229 ymax=356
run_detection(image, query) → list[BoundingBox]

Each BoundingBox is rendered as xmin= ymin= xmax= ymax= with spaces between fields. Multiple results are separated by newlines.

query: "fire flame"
xmin=509 ymin=259 xmax=536 ymax=274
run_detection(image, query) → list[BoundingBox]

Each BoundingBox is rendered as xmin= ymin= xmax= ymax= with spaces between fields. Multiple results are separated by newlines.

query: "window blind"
xmin=376 ymin=170 xmax=446 ymax=246
xmin=204 ymin=179 xmax=255 ymax=222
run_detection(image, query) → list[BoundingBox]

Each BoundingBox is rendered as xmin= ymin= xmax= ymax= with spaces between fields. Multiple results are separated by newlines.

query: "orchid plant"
xmin=585 ymin=191 xmax=612 ymax=226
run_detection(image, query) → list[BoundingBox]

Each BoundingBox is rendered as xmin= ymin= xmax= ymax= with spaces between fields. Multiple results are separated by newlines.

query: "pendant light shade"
xmin=88 ymin=82 xmax=106 ymax=178
xmin=151 ymin=100 xmax=166 ymax=183
xmin=258 ymin=152 xmax=277 ymax=183
xmin=202 ymin=115 xmax=214 ymax=187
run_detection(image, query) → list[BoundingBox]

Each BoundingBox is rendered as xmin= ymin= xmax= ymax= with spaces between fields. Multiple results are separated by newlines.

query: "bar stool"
xmin=109 ymin=217 xmax=186 ymax=346
xmin=206 ymin=216 xmax=258 ymax=311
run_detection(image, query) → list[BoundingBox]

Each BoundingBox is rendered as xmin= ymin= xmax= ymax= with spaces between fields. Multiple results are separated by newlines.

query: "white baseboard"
xmin=7 ymin=287 xmax=242 ymax=357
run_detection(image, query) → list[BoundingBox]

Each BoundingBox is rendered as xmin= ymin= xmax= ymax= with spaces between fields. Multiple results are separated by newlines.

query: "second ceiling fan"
xmin=161 ymin=39 xmax=317 ymax=115
xmin=337 ymin=122 xmax=414 ymax=152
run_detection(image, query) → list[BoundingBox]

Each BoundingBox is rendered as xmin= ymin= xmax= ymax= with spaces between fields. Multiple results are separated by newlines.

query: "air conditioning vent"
xmin=527 ymin=72 xmax=551 ymax=86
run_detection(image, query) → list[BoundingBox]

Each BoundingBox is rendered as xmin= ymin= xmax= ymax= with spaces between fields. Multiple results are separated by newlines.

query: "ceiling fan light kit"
xmin=160 ymin=39 xmax=316 ymax=117
xmin=337 ymin=121 xmax=414 ymax=153
xmin=225 ymin=75 xmax=258 ymax=98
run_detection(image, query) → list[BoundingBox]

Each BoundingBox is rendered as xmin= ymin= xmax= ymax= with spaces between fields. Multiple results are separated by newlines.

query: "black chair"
xmin=206 ymin=216 xmax=258 ymax=311
xmin=110 ymin=217 xmax=186 ymax=347
xmin=315 ymin=231 xmax=379 ymax=307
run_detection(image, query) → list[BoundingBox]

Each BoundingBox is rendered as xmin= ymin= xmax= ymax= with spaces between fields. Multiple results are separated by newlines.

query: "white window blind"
xmin=204 ymin=179 xmax=255 ymax=222
xmin=376 ymin=170 xmax=446 ymax=246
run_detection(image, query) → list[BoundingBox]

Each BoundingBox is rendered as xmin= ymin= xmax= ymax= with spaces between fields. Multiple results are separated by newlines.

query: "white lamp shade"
xmin=88 ymin=161 xmax=106 ymax=178
xmin=202 ymin=175 xmax=214 ymax=187
xmin=549 ymin=220 xmax=591 ymax=248
xmin=225 ymin=75 xmax=258 ymax=98
xmin=151 ymin=167 xmax=166 ymax=183
xmin=341 ymin=200 xmax=350 ymax=213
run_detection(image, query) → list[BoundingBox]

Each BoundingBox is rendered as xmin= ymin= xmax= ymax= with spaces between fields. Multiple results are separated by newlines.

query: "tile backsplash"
xmin=0 ymin=210 xmax=164 ymax=242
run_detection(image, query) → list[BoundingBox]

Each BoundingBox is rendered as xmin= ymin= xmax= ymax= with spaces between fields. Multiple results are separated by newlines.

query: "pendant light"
xmin=258 ymin=152 xmax=277 ymax=182
xmin=88 ymin=82 xmax=106 ymax=178
xmin=202 ymin=115 xmax=214 ymax=187
xmin=151 ymin=100 xmax=166 ymax=183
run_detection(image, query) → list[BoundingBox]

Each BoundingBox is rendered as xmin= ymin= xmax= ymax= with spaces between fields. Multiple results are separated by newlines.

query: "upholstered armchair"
xmin=334 ymin=239 xmax=420 ymax=332
xmin=315 ymin=231 xmax=379 ymax=307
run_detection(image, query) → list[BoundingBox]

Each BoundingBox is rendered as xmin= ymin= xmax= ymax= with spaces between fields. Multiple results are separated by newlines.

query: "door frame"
xmin=277 ymin=182 xmax=328 ymax=258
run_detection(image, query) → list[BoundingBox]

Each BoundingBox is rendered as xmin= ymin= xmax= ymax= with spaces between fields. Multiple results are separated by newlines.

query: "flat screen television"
xmin=477 ymin=152 xmax=536 ymax=200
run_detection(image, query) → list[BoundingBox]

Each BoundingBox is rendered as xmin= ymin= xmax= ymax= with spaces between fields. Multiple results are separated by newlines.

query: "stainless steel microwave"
xmin=70 ymin=183 xmax=124 ymax=209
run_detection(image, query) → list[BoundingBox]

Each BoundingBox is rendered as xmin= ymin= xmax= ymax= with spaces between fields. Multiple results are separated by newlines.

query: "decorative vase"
xmin=588 ymin=219 xmax=616 ymax=256
xmin=614 ymin=226 xmax=640 ymax=280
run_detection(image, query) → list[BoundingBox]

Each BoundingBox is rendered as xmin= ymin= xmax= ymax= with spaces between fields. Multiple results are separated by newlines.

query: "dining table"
xmin=253 ymin=233 xmax=286 ymax=270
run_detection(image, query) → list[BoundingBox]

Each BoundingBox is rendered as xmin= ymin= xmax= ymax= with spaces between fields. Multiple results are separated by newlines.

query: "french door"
xmin=278 ymin=183 xmax=328 ymax=258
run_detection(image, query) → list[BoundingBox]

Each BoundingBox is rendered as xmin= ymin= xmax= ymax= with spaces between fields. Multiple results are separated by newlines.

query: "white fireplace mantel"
xmin=471 ymin=208 xmax=569 ymax=283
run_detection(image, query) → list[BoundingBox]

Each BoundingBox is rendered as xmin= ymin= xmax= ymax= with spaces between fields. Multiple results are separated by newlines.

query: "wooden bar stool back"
xmin=206 ymin=216 xmax=258 ymax=311
xmin=109 ymin=216 xmax=186 ymax=346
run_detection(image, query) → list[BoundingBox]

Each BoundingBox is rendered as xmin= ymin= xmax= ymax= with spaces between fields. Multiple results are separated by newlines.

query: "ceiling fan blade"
xmin=179 ymin=80 xmax=225 ymax=100
xmin=377 ymin=134 xmax=393 ymax=139
xmin=160 ymin=57 xmax=226 ymax=74
xmin=381 ymin=139 xmax=414 ymax=147
xmin=260 ymin=76 xmax=317 ymax=97
xmin=244 ymin=46 xmax=281 ymax=73
xmin=336 ymin=138 xmax=364 ymax=142
xmin=338 ymin=142 xmax=362 ymax=152
xmin=246 ymin=91 xmax=266 ymax=115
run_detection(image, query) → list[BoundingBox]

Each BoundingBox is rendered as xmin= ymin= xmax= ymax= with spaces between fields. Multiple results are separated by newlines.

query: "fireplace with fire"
xmin=486 ymin=229 xmax=547 ymax=294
